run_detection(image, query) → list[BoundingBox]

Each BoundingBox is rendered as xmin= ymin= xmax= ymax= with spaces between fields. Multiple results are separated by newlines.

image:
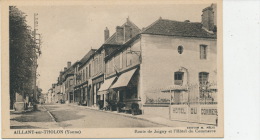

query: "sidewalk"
xmin=68 ymin=104 xmax=211 ymax=127
xmin=10 ymin=105 xmax=60 ymax=129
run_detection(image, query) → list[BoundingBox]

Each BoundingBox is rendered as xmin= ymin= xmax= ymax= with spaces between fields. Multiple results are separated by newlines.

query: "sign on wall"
xmin=170 ymin=104 xmax=218 ymax=125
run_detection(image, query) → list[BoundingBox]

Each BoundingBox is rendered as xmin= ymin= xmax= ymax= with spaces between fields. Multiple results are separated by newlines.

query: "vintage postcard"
xmin=1 ymin=0 xmax=223 ymax=138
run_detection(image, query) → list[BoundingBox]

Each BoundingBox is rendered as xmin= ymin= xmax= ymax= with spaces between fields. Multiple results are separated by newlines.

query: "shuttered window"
xmin=200 ymin=45 xmax=207 ymax=59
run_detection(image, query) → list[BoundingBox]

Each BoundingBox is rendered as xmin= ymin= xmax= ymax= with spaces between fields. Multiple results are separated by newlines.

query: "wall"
xmin=92 ymin=50 xmax=105 ymax=78
xmin=65 ymin=75 xmax=74 ymax=102
xmin=140 ymin=34 xmax=217 ymax=106
xmin=143 ymin=106 xmax=170 ymax=119
xmin=106 ymin=39 xmax=141 ymax=78
xmin=170 ymin=104 xmax=218 ymax=125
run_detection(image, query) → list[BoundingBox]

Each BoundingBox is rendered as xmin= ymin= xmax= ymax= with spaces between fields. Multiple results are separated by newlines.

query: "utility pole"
xmin=32 ymin=13 xmax=41 ymax=104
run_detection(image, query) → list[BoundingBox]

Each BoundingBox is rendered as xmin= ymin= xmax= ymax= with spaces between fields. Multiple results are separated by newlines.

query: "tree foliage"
xmin=9 ymin=6 xmax=38 ymax=108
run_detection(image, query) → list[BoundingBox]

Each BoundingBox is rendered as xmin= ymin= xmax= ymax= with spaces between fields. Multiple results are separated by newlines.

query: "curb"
xmin=68 ymin=104 xmax=171 ymax=127
xmin=41 ymin=105 xmax=64 ymax=129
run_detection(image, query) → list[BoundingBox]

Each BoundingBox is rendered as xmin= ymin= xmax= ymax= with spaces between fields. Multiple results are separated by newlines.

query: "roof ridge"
xmin=160 ymin=18 xmax=200 ymax=24
xmin=125 ymin=19 xmax=141 ymax=31
xmin=141 ymin=18 xmax=161 ymax=33
xmin=104 ymin=18 xmax=140 ymax=45
xmin=79 ymin=49 xmax=96 ymax=62
xmin=141 ymin=18 xmax=216 ymax=39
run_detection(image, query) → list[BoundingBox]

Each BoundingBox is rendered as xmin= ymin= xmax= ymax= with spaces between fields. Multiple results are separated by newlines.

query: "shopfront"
xmin=110 ymin=68 xmax=140 ymax=110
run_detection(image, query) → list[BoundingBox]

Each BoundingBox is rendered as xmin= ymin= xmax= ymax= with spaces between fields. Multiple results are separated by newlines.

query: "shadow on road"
xmin=51 ymin=110 xmax=85 ymax=122
xmin=11 ymin=110 xmax=53 ymax=122
xmin=10 ymin=125 xmax=43 ymax=129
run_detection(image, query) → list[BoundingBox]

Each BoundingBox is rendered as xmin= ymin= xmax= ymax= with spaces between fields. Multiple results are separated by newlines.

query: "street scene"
xmin=9 ymin=2 xmax=219 ymax=130
xmin=11 ymin=103 xmax=212 ymax=129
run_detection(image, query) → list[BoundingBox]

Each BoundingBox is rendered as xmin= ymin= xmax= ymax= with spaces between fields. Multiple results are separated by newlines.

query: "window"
xmin=178 ymin=46 xmax=183 ymax=54
xmin=106 ymin=61 xmax=109 ymax=74
xmin=83 ymin=70 xmax=85 ymax=81
xmin=126 ymin=48 xmax=132 ymax=66
xmin=70 ymin=79 xmax=73 ymax=86
xmin=114 ymin=54 xmax=120 ymax=70
xmin=200 ymin=45 xmax=207 ymax=59
xmin=102 ymin=53 xmax=105 ymax=72
xmin=199 ymin=72 xmax=209 ymax=85
xmin=95 ymin=58 xmax=98 ymax=74
xmin=112 ymin=57 xmax=115 ymax=73
xmin=86 ymin=67 xmax=88 ymax=80
xmin=119 ymin=52 xmax=123 ymax=69
xmin=89 ymin=64 xmax=91 ymax=77
xmin=199 ymin=72 xmax=209 ymax=98
xmin=99 ymin=55 xmax=102 ymax=73
xmin=81 ymin=71 xmax=83 ymax=83
xmin=174 ymin=72 xmax=184 ymax=85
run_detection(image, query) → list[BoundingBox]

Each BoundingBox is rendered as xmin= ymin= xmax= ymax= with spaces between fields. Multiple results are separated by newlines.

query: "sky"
xmin=17 ymin=3 xmax=211 ymax=93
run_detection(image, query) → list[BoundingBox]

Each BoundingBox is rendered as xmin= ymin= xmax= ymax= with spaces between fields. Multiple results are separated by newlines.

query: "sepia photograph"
xmin=2 ymin=0 xmax=223 ymax=138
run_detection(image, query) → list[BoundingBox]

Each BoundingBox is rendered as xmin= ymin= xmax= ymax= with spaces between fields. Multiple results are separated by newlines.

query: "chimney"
xmin=67 ymin=61 xmax=71 ymax=68
xmin=201 ymin=5 xmax=215 ymax=31
xmin=124 ymin=25 xmax=132 ymax=42
xmin=104 ymin=27 xmax=110 ymax=42
xmin=64 ymin=67 xmax=67 ymax=71
xmin=116 ymin=26 xmax=124 ymax=44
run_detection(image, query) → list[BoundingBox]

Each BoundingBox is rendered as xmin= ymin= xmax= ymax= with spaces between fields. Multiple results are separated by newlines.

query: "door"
xmin=69 ymin=92 xmax=73 ymax=103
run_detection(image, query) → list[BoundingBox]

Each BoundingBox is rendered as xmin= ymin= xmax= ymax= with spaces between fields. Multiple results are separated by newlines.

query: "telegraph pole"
xmin=32 ymin=13 xmax=41 ymax=104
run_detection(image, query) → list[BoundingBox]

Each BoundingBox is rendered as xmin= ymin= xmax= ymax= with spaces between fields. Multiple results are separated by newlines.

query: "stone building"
xmin=51 ymin=4 xmax=218 ymax=121
xmin=97 ymin=18 xmax=141 ymax=108
xmin=60 ymin=61 xmax=76 ymax=103
xmin=99 ymin=4 xmax=217 ymax=117
xmin=74 ymin=49 xmax=96 ymax=105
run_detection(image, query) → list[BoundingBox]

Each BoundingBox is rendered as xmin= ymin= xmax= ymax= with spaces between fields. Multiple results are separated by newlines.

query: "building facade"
xmin=74 ymin=49 xmax=96 ymax=106
xmin=49 ymin=4 xmax=218 ymax=120
xmin=96 ymin=18 xmax=141 ymax=109
xmin=98 ymin=4 xmax=217 ymax=116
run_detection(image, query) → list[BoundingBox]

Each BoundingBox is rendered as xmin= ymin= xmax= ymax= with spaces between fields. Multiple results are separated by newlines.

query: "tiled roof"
xmin=104 ymin=19 xmax=141 ymax=45
xmin=79 ymin=49 xmax=96 ymax=64
xmin=141 ymin=19 xmax=216 ymax=39
xmin=103 ymin=33 xmax=118 ymax=45
xmin=105 ymin=45 xmax=121 ymax=57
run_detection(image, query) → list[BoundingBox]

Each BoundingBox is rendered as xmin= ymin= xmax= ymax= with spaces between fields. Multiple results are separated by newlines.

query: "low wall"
xmin=143 ymin=105 xmax=169 ymax=119
xmin=170 ymin=104 xmax=218 ymax=125
xmin=170 ymin=105 xmax=189 ymax=121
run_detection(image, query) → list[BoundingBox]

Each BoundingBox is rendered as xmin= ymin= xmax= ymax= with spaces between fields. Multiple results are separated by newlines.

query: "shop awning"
xmin=97 ymin=77 xmax=117 ymax=95
xmin=110 ymin=68 xmax=137 ymax=89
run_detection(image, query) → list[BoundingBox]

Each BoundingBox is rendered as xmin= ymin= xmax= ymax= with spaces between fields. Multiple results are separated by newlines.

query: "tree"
xmin=9 ymin=6 xmax=39 ymax=109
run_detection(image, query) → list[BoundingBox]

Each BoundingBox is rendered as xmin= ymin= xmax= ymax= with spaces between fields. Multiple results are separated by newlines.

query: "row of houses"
xmin=46 ymin=4 xmax=218 ymax=118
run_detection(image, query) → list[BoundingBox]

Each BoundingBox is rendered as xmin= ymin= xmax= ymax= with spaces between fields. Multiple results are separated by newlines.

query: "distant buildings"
xmin=48 ymin=4 xmax=218 ymax=118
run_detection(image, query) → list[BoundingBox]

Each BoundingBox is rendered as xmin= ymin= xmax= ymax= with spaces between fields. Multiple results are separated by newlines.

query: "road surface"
xmin=33 ymin=104 xmax=164 ymax=128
